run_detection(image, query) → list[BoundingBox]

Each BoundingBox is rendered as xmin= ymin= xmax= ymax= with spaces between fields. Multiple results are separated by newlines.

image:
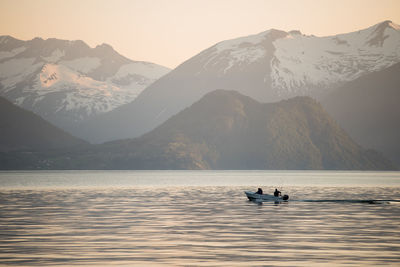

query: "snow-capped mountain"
xmin=0 ymin=36 xmax=170 ymax=131
xmin=198 ymin=20 xmax=400 ymax=99
xmin=78 ymin=20 xmax=400 ymax=143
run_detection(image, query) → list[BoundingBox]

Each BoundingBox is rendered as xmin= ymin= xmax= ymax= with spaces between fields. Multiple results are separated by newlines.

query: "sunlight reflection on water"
xmin=0 ymin=171 xmax=400 ymax=266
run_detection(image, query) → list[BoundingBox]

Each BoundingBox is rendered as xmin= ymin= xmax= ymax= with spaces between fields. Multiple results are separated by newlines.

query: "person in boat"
xmin=274 ymin=188 xmax=281 ymax=197
xmin=256 ymin=188 xmax=263 ymax=194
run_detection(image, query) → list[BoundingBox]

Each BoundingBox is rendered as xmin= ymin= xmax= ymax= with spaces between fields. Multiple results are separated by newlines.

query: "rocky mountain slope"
xmin=79 ymin=20 xmax=400 ymax=143
xmin=0 ymin=36 xmax=170 ymax=134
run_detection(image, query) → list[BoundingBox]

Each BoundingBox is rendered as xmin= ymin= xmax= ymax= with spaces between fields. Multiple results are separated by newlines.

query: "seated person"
xmin=274 ymin=188 xmax=281 ymax=197
xmin=256 ymin=188 xmax=263 ymax=194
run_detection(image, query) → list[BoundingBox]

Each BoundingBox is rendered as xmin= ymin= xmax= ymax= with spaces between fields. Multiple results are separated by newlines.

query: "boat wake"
xmin=294 ymin=199 xmax=400 ymax=204
xmin=244 ymin=191 xmax=400 ymax=205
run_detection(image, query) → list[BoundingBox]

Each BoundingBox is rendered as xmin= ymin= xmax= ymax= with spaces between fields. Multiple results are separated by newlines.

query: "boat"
xmin=245 ymin=191 xmax=289 ymax=202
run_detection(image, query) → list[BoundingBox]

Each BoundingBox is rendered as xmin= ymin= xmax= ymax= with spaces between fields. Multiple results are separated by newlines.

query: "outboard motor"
xmin=282 ymin=194 xmax=289 ymax=201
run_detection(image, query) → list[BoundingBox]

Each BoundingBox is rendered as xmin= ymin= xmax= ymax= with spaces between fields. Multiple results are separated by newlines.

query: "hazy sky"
xmin=1 ymin=0 xmax=400 ymax=68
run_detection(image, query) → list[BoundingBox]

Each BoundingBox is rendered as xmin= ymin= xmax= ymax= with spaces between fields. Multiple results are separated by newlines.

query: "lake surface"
xmin=0 ymin=171 xmax=400 ymax=266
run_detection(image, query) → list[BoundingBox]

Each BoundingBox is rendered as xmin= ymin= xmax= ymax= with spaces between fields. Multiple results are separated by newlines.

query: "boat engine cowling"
xmin=282 ymin=194 xmax=289 ymax=200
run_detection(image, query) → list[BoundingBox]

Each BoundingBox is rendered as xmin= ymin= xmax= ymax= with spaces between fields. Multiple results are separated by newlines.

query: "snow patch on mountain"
xmin=33 ymin=62 xmax=166 ymax=115
xmin=38 ymin=63 xmax=114 ymax=93
xmin=270 ymin=21 xmax=400 ymax=95
xmin=194 ymin=21 xmax=400 ymax=97
xmin=201 ymin=30 xmax=273 ymax=73
xmin=0 ymin=36 xmax=171 ymax=127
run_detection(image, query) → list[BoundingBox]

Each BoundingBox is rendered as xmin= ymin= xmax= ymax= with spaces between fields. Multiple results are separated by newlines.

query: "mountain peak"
xmin=93 ymin=43 xmax=118 ymax=58
xmin=0 ymin=35 xmax=18 ymax=44
xmin=262 ymin=28 xmax=288 ymax=39
xmin=365 ymin=20 xmax=399 ymax=47
xmin=95 ymin=43 xmax=114 ymax=51
xmin=124 ymin=90 xmax=394 ymax=170
xmin=0 ymin=34 xmax=170 ymax=142
xmin=288 ymin=30 xmax=302 ymax=35
xmin=68 ymin=39 xmax=91 ymax=50
xmin=203 ymin=89 xmax=248 ymax=99
xmin=372 ymin=20 xmax=399 ymax=31
xmin=366 ymin=20 xmax=399 ymax=31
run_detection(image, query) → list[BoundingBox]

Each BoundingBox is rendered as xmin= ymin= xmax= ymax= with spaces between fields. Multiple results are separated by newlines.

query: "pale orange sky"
xmin=1 ymin=0 xmax=399 ymax=68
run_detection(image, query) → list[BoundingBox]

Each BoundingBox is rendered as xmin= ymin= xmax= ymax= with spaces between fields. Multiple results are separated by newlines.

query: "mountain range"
xmin=77 ymin=20 xmax=400 ymax=143
xmin=0 ymin=35 xmax=170 ymax=133
xmin=1 ymin=90 xmax=393 ymax=170
xmin=1 ymin=20 xmax=399 ymax=169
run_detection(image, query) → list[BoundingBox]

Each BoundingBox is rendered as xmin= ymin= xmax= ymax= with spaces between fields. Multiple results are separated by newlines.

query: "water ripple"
xmin=0 ymin=186 xmax=399 ymax=266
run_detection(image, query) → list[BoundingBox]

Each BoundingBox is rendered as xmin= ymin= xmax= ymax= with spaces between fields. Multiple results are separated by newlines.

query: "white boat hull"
xmin=245 ymin=191 xmax=289 ymax=202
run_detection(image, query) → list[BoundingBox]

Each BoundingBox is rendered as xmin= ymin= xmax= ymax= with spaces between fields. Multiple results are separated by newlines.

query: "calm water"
xmin=0 ymin=171 xmax=400 ymax=266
